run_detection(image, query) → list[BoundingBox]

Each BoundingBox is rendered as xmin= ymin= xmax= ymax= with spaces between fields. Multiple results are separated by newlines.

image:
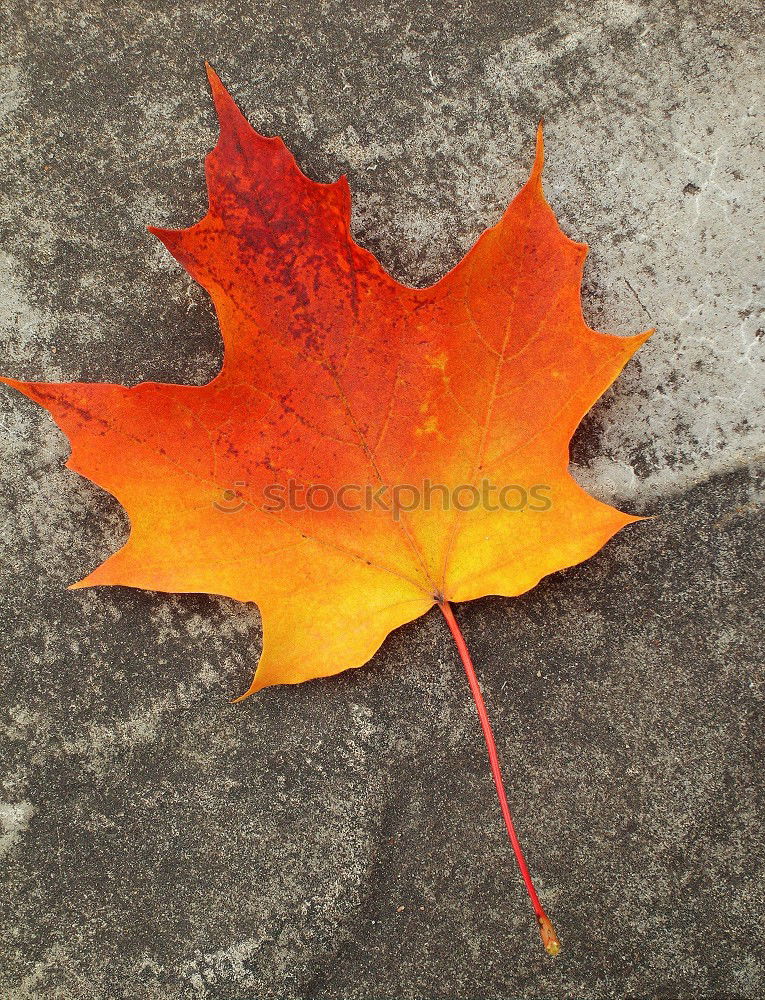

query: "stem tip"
xmin=538 ymin=913 xmax=561 ymax=956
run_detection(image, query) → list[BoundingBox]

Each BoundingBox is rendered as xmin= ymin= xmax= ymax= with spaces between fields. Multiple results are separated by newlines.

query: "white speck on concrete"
xmin=0 ymin=800 xmax=34 ymax=856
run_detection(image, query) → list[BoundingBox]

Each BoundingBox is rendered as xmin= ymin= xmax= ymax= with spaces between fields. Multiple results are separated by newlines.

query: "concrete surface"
xmin=1 ymin=1 xmax=763 ymax=997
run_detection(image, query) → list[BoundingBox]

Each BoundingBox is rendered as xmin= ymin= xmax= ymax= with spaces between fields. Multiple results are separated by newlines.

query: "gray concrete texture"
xmin=0 ymin=1 xmax=763 ymax=997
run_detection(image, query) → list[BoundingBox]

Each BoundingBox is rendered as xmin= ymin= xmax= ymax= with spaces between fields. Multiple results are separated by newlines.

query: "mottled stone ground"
xmin=1 ymin=2 xmax=763 ymax=997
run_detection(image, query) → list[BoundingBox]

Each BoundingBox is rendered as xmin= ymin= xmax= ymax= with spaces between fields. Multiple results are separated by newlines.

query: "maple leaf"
xmin=3 ymin=67 xmax=651 ymax=954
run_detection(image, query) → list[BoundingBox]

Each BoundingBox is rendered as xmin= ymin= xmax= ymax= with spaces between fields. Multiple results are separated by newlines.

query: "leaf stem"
xmin=438 ymin=600 xmax=560 ymax=956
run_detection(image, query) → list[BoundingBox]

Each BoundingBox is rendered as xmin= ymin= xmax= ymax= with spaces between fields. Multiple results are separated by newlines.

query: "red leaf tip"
xmin=204 ymin=61 xmax=246 ymax=133
xmin=532 ymin=121 xmax=545 ymax=184
xmin=204 ymin=61 xmax=223 ymax=94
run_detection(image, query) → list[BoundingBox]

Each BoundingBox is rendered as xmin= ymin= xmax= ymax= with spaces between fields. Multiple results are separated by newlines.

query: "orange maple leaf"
xmin=3 ymin=67 xmax=652 ymax=954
